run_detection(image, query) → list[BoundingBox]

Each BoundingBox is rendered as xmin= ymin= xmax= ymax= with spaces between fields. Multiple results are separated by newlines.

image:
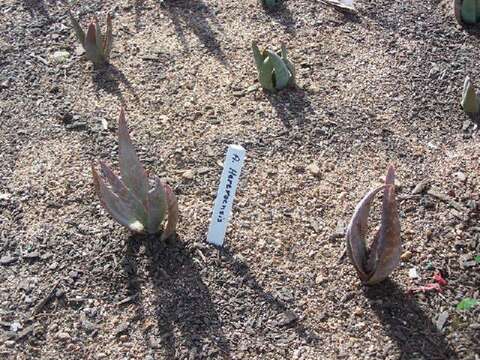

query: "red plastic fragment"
xmin=433 ymin=272 xmax=448 ymax=286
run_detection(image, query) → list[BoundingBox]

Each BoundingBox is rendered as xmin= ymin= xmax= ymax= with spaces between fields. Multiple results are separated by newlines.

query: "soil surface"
xmin=0 ymin=0 xmax=479 ymax=359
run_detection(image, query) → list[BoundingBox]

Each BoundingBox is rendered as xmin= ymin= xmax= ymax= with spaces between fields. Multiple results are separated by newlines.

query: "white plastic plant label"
xmin=207 ymin=145 xmax=246 ymax=246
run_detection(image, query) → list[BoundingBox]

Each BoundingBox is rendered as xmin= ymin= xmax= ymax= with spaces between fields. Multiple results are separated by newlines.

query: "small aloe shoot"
xmin=252 ymin=42 xmax=296 ymax=92
xmin=69 ymin=10 xmax=113 ymax=66
xmin=454 ymin=0 xmax=480 ymax=24
xmin=262 ymin=0 xmax=281 ymax=9
xmin=346 ymin=165 xmax=401 ymax=285
xmin=92 ymin=109 xmax=179 ymax=239
xmin=461 ymin=76 xmax=480 ymax=114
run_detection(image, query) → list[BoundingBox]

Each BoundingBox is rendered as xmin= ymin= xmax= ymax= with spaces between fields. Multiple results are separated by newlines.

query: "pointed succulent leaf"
xmin=161 ymin=183 xmax=179 ymax=241
xmin=94 ymin=17 xmax=102 ymax=50
xmin=84 ymin=22 xmax=104 ymax=65
xmin=281 ymin=44 xmax=296 ymax=87
xmin=145 ymin=176 xmax=168 ymax=234
xmin=347 ymin=165 xmax=401 ymax=285
xmin=92 ymin=165 xmax=144 ymax=232
xmin=68 ymin=10 xmax=85 ymax=45
xmin=99 ymin=161 xmax=148 ymax=223
xmin=266 ymin=50 xmax=291 ymax=90
xmin=366 ymin=166 xmax=400 ymax=284
xmin=103 ymin=13 xmax=113 ymax=60
xmin=118 ymin=109 xmax=150 ymax=207
xmin=346 ymin=185 xmax=385 ymax=283
xmin=259 ymin=57 xmax=275 ymax=91
xmin=252 ymin=41 xmax=267 ymax=73
xmin=461 ymin=76 xmax=480 ymax=114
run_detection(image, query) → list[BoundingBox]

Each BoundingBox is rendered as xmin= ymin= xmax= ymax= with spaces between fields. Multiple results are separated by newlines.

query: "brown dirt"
xmin=0 ymin=0 xmax=479 ymax=359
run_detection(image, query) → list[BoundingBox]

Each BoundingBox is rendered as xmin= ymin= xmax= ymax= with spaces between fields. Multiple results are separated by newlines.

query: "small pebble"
xmin=401 ymin=251 xmax=413 ymax=261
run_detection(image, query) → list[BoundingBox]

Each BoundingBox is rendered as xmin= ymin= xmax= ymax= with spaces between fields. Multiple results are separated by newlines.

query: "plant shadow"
xmin=266 ymin=87 xmax=314 ymax=128
xmin=21 ymin=0 xmax=56 ymax=19
xmin=218 ymin=247 xmax=321 ymax=346
xmin=263 ymin=1 xmax=297 ymax=34
xmin=161 ymin=0 xmax=227 ymax=66
xmin=124 ymin=235 xmax=231 ymax=358
xmin=364 ymin=279 xmax=458 ymax=360
xmin=91 ymin=63 xmax=139 ymax=106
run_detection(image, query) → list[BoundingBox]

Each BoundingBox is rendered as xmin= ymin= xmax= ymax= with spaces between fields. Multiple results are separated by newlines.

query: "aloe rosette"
xmin=69 ymin=10 xmax=113 ymax=66
xmin=252 ymin=42 xmax=296 ymax=91
xmin=346 ymin=165 xmax=401 ymax=285
xmin=92 ymin=109 xmax=178 ymax=239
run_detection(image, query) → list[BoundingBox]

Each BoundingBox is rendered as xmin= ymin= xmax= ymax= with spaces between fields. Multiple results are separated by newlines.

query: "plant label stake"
xmin=207 ymin=145 xmax=246 ymax=246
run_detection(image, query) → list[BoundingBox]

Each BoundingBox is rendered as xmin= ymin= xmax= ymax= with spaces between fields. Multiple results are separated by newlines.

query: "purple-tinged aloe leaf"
xmin=161 ymin=183 xmax=179 ymax=241
xmin=145 ymin=176 xmax=168 ymax=234
xmin=385 ymin=164 xmax=395 ymax=186
xmin=92 ymin=165 xmax=144 ymax=232
xmin=84 ymin=22 xmax=103 ymax=65
xmin=346 ymin=185 xmax=385 ymax=283
xmin=94 ymin=17 xmax=104 ymax=57
xmin=117 ymin=108 xmax=150 ymax=207
xmin=99 ymin=161 xmax=148 ymax=223
xmin=367 ymin=167 xmax=401 ymax=284
xmin=104 ymin=13 xmax=113 ymax=60
xmin=68 ymin=10 xmax=85 ymax=45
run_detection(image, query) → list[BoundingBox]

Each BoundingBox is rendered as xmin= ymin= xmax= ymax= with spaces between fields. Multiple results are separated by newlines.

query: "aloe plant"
xmin=252 ymin=42 xmax=296 ymax=91
xmin=461 ymin=76 xmax=480 ymax=114
xmin=454 ymin=0 xmax=480 ymax=24
xmin=346 ymin=165 xmax=401 ymax=285
xmin=92 ymin=109 xmax=178 ymax=239
xmin=262 ymin=0 xmax=281 ymax=9
xmin=69 ymin=10 xmax=113 ymax=66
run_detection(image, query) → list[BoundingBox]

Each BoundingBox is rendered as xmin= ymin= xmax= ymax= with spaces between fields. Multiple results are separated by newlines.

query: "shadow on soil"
xmin=364 ymin=279 xmax=458 ymax=360
xmin=91 ymin=63 xmax=139 ymax=105
xmin=124 ymin=235 xmax=231 ymax=358
xmin=123 ymin=236 xmax=320 ymax=356
xmin=161 ymin=0 xmax=226 ymax=65
xmin=263 ymin=2 xmax=297 ymax=34
xmin=219 ymin=247 xmax=320 ymax=345
xmin=267 ymin=88 xmax=314 ymax=128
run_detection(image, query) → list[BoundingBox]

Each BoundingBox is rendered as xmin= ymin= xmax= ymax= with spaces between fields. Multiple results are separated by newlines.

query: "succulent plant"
xmin=69 ymin=10 xmax=113 ymax=66
xmin=454 ymin=0 xmax=480 ymax=24
xmin=92 ymin=109 xmax=178 ymax=239
xmin=461 ymin=76 xmax=480 ymax=114
xmin=252 ymin=42 xmax=296 ymax=92
xmin=346 ymin=165 xmax=401 ymax=285
xmin=262 ymin=0 xmax=281 ymax=9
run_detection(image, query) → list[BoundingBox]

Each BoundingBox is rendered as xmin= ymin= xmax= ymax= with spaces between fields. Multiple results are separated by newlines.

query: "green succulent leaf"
xmin=281 ymin=44 xmax=296 ymax=87
xmin=461 ymin=0 xmax=480 ymax=24
xmin=263 ymin=0 xmax=280 ymax=9
xmin=457 ymin=298 xmax=479 ymax=311
xmin=252 ymin=41 xmax=267 ymax=73
xmin=259 ymin=57 xmax=275 ymax=91
xmin=266 ymin=50 xmax=291 ymax=90
xmin=461 ymin=76 xmax=480 ymax=114
xmin=475 ymin=255 xmax=480 ymax=264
